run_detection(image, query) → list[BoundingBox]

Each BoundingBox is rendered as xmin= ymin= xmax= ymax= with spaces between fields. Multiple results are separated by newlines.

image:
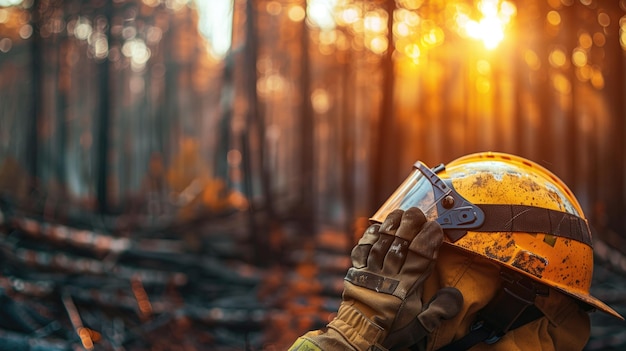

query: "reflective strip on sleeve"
xmin=288 ymin=337 xmax=324 ymax=351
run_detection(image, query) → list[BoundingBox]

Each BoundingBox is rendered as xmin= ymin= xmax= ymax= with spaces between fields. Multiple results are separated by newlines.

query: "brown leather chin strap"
xmin=444 ymin=204 xmax=592 ymax=247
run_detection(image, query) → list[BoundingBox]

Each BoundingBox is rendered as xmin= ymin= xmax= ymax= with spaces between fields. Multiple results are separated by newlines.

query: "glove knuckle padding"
xmin=358 ymin=224 xmax=381 ymax=246
xmin=352 ymin=224 xmax=381 ymax=268
xmin=367 ymin=233 xmax=394 ymax=271
xmin=378 ymin=207 xmax=427 ymax=274
xmin=380 ymin=237 xmax=410 ymax=275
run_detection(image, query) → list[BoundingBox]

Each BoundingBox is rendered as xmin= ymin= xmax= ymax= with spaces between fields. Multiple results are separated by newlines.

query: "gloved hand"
xmin=326 ymin=207 xmax=463 ymax=350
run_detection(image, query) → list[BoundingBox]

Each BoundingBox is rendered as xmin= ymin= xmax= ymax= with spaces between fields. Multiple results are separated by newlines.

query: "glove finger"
xmin=367 ymin=233 xmax=394 ymax=272
xmin=381 ymin=208 xmax=427 ymax=275
xmin=351 ymin=224 xmax=380 ymax=268
xmin=381 ymin=318 xmax=424 ymax=350
xmin=394 ymin=207 xmax=427 ymax=241
xmin=401 ymin=220 xmax=444 ymax=277
xmin=382 ymin=287 xmax=463 ymax=350
xmin=378 ymin=209 xmax=404 ymax=236
xmin=417 ymin=287 xmax=464 ymax=332
xmin=367 ymin=210 xmax=403 ymax=271
xmin=380 ymin=236 xmax=410 ymax=275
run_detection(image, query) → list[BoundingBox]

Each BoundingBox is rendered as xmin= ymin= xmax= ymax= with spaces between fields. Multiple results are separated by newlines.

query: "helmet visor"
xmin=370 ymin=161 xmax=485 ymax=231
xmin=370 ymin=165 xmax=439 ymax=223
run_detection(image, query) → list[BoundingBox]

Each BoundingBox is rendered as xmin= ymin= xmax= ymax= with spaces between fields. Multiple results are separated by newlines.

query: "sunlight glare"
xmin=194 ymin=0 xmax=233 ymax=59
xmin=308 ymin=0 xmax=337 ymax=30
xmin=456 ymin=0 xmax=516 ymax=50
xmin=0 ymin=0 xmax=22 ymax=7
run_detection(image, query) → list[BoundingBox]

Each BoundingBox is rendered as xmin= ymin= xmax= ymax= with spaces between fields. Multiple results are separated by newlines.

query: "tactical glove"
xmin=291 ymin=208 xmax=463 ymax=351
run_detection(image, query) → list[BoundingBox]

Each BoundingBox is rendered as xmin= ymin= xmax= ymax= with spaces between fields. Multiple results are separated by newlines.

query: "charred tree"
xmin=27 ymin=0 xmax=43 ymax=203
xmin=95 ymin=0 xmax=113 ymax=214
xmin=298 ymin=0 xmax=315 ymax=235
xmin=242 ymin=0 xmax=273 ymax=265
xmin=370 ymin=0 xmax=397 ymax=214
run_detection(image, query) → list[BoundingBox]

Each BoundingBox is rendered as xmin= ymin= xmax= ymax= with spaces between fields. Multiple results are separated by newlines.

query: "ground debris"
xmin=0 ymin=207 xmax=623 ymax=350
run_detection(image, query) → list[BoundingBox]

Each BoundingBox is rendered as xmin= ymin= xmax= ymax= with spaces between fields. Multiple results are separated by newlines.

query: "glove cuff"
xmin=328 ymin=303 xmax=389 ymax=351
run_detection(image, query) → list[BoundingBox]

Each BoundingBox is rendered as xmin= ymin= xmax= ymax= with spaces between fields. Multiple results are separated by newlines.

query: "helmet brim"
xmin=445 ymin=241 xmax=624 ymax=321
xmin=563 ymin=287 xmax=624 ymax=321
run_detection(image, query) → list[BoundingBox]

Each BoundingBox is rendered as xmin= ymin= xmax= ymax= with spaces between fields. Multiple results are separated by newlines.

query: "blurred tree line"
xmin=0 ymin=0 xmax=625 ymax=253
xmin=0 ymin=0 xmax=248 ymax=230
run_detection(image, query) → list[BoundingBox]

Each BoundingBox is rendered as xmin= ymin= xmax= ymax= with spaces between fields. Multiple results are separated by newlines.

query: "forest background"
xmin=0 ymin=0 xmax=625 ymax=350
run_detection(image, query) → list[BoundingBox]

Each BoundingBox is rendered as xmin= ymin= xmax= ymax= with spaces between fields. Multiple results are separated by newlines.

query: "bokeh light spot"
xmin=572 ymin=48 xmax=587 ymax=67
xmin=0 ymin=9 xmax=8 ymax=23
xmin=524 ymin=49 xmax=541 ymax=70
xmin=311 ymin=88 xmax=331 ymax=114
xmin=593 ymin=32 xmax=606 ymax=47
xmin=19 ymin=24 xmax=32 ymax=39
xmin=476 ymin=59 xmax=491 ymax=75
xmin=591 ymin=70 xmax=605 ymax=89
xmin=549 ymin=48 xmax=567 ymax=68
xmin=579 ymin=32 xmax=593 ymax=48
xmin=547 ymin=10 xmax=561 ymax=26
xmin=552 ymin=73 xmax=571 ymax=94
xmin=266 ymin=1 xmax=282 ymax=16
xmin=288 ymin=5 xmax=305 ymax=22
xmin=369 ymin=35 xmax=388 ymax=55
xmin=0 ymin=37 xmax=12 ymax=53
xmin=597 ymin=12 xmax=610 ymax=27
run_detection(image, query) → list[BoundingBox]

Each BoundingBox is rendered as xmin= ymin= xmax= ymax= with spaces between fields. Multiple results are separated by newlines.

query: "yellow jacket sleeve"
xmin=288 ymin=329 xmax=359 ymax=351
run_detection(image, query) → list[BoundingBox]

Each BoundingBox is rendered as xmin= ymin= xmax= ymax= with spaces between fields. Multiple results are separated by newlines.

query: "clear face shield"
xmin=370 ymin=162 xmax=485 ymax=240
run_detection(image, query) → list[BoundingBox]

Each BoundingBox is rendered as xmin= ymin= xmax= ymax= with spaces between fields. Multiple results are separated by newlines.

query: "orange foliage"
xmin=165 ymin=137 xmax=247 ymax=220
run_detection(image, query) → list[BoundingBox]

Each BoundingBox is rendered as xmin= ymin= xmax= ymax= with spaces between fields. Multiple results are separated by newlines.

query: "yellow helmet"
xmin=371 ymin=151 xmax=623 ymax=320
